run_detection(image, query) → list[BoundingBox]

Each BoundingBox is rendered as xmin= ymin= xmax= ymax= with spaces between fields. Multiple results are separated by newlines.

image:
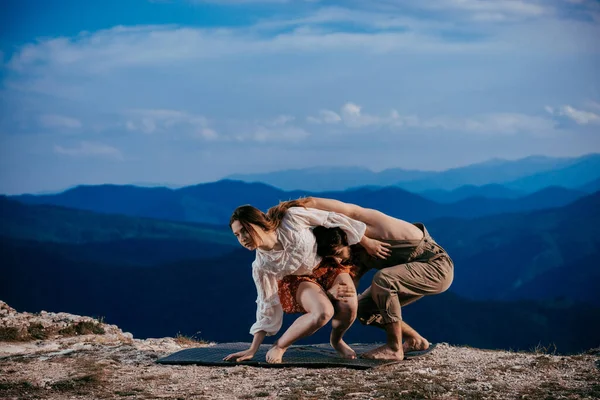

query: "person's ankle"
xmin=387 ymin=341 xmax=403 ymax=352
xmin=272 ymin=341 xmax=287 ymax=350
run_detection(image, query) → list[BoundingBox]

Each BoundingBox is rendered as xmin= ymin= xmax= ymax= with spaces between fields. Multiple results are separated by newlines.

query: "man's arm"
xmin=304 ymin=197 xmax=392 ymax=238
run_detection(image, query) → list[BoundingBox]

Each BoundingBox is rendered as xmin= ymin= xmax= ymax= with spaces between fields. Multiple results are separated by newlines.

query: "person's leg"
xmin=362 ymin=261 xmax=440 ymax=360
xmin=362 ymin=320 xmax=405 ymax=360
xmin=266 ymin=281 xmax=334 ymax=363
xmin=357 ymin=292 xmax=428 ymax=352
xmin=401 ymin=320 xmax=429 ymax=352
xmin=327 ymin=273 xmax=358 ymax=359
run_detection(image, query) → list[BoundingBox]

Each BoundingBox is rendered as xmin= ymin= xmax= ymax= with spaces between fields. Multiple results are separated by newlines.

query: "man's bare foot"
xmin=403 ymin=336 xmax=430 ymax=353
xmin=361 ymin=344 xmax=404 ymax=360
xmin=266 ymin=345 xmax=287 ymax=363
xmin=330 ymin=339 xmax=357 ymax=359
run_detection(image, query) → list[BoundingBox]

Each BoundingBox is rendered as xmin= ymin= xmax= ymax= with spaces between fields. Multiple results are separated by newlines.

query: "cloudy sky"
xmin=1 ymin=0 xmax=599 ymax=194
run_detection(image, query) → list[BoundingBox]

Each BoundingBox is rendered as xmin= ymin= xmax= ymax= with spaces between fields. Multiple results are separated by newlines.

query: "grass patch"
xmin=51 ymin=374 xmax=102 ymax=392
xmin=0 ymin=380 xmax=39 ymax=397
xmin=530 ymin=342 xmax=558 ymax=355
xmin=59 ymin=321 xmax=105 ymax=336
xmin=0 ymin=327 xmax=23 ymax=341
xmin=0 ymin=381 xmax=35 ymax=391
xmin=27 ymin=323 xmax=48 ymax=340
xmin=114 ymin=388 xmax=144 ymax=397
xmin=174 ymin=331 xmax=209 ymax=346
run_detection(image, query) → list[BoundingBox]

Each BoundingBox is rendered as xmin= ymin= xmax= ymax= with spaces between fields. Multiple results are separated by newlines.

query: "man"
xmin=305 ymin=197 xmax=454 ymax=360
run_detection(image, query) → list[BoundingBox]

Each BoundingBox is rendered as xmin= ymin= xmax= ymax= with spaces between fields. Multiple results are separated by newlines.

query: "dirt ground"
xmin=1 ymin=301 xmax=599 ymax=400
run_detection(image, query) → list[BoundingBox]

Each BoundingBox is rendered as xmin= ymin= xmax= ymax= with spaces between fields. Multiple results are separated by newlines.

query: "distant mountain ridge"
xmin=2 ymin=191 xmax=599 ymax=354
xmin=420 ymin=184 xmax=526 ymax=203
xmin=0 ymin=196 xmax=238 ymax=266
xmin=0 ymin=196 xmax=234 ymax=245
xmin=9 ymin=180 xmax=591 ymax=226
xmin=428 ymin=192 xmax=600 ymax=304
xmin=226 ymin=154 xmax=600 ymax=192
xmin=2 ymin=233 xmax=599 ymax=353
xmin=4 ymin=190 xmax=599 ymax=305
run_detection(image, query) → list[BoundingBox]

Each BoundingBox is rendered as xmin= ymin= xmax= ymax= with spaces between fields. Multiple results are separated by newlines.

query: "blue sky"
xmin=1 ymin=0 xmax=599 ymax=194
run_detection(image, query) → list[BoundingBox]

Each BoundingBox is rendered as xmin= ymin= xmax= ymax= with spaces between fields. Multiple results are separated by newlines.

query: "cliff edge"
xmin=1 ymin=301 xmax=598 ymax=399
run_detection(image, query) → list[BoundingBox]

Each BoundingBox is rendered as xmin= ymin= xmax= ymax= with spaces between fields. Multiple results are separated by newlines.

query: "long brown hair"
xmin=229 ymin=198 xmax=311 ymax=246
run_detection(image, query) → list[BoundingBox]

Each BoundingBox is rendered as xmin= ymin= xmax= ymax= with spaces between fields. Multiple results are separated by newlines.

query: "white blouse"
xmin=249 ymin=207 xmax=367 ymax=336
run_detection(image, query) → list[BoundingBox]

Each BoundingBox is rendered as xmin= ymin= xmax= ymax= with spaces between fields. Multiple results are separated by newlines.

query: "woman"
xmin=223 ymin=199 xmax=391 ymax=363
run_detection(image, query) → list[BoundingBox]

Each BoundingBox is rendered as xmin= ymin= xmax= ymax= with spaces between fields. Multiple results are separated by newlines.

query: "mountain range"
xmin=2 ymin=152 xmax=599 ymax=355
xmin=227 ymin=154 xmax=600 ymax=192
xmin=1 ymin=192 xmax=599 ymax=353
xmin=2 ymin=231 xmax=598 ymax=354
xmin=9 ymin=181 xmax=591 ymax=227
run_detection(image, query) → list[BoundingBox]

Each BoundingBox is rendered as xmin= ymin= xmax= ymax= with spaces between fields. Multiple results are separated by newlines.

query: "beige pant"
xmin=358 ymin=235 xmax=454 ymax=327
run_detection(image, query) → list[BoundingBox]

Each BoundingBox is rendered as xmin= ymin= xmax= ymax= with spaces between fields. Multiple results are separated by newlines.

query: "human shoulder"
xmin=252 ymin=253 xmax=266 ymax=270
xmin=285 ymin=206 xmax=325 ymax=219
xmin=284 ymin=206 xmax=306 ymax=216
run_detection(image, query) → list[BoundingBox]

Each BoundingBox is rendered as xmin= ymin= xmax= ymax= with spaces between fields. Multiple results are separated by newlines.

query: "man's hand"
xmin=223 ymin=348 xmax=256 ymax=362
xmin=327 ymin=282 xmax=356 ymax=302
xmin=360 ymin=237 xmax=392 ymax=259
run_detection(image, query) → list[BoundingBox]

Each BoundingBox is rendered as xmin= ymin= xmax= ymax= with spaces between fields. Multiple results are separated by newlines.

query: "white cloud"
xmin=340 ymin=102 xmax=384 ymax=128
xmin=190 ymin=0 xmax=289 ymax=3
xmin=545 ymin=104 xmax=600 ymax=124
xmin=307 ymin=110 xmax=341 ymax=124
xmin=54 ymin=141 xmax=123 ymax=160
xmin=249 ymin=126 xmax=310 ymax=143
xmin=123 ymin=109 xmax=306 ymax=142
xmin=125 ymin=109 xmax=214 ymax=138
xmin=434 ymin=0 xmax=548 ymax=17
xmin=227 ymin=116 xmax=309 ymax=143
xmin=267 ymin=115 xmax=295 ymax=126
xmin=423 ymin=113 xmax=556 ymax=134
xmin=39 ymin=114 xmax=82 ymax=129
xmin=5 ymin=23 xmax=497 ymax=80
xmin=308 ymin=103 xmax=382 ymax=127
xmin=309 ymin=103 xmax=556 ymax=135
xmin=193 ymin=128 xmax=219 ymax=140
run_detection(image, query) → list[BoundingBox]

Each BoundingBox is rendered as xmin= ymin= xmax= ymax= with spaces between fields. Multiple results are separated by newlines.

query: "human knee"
xmin=336 ymin=298 xmax=358 ymax=319
xmin=312 ymin=305 xmax=334 ymax=327
xmin=439 ymin=269 xmax=454 ymax=293
xmin=372 ymin=270 xmax=393 ymax=292
xmin=429 ymin=268 xmax=453 ymax=295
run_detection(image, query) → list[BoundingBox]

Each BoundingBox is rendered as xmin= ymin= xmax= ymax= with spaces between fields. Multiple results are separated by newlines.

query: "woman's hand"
xmin=223 ymin=348 xmax=256 ymax=362
xmin=360 ymin=237 xmax=392 ymax=259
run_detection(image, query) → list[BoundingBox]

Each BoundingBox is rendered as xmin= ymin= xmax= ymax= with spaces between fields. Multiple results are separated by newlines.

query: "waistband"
xmin=407 ymin=223 xmax=448 ymax=262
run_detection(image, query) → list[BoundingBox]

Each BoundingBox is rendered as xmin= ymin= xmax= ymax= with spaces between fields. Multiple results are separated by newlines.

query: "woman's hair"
xmin=312 ymin=226 xmax=348 ymax=258
xmin=229 ymin=198 xmax=311 ymax=246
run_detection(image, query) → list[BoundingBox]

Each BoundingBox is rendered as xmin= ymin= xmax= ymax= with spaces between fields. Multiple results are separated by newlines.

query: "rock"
xmin=1 ymin=302 xmax=599 ymax=400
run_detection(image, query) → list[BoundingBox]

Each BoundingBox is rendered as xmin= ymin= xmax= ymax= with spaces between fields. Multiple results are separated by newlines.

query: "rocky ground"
xmin=1 ymin=301 xmax=599 ymax=400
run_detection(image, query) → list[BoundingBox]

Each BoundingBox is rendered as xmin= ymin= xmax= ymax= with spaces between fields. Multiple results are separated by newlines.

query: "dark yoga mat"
xmin=156 ymin=342 xmax=437 ymax=369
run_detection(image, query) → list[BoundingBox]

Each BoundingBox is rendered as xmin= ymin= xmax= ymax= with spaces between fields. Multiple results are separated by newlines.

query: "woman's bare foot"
xmin=403 ymin=336 xmax=430 ymax=353
xmin=266 ymin=345 xmax=287 ymax=363
xmin=330 ymin=339 xmax=357 ymax=359
xmin=361 ymin=344 xmax=404 ymax=360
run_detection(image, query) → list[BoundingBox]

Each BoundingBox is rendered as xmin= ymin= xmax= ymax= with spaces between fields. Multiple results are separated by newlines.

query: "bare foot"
xmin=361 ymin=344 xmax=404 ymax=360
xmin=266 ymin=345 xmax=286 ymax=363
xmin=331 ymin=339 xmax=357 ymax=359
xmin=403 ymin=336 xmax=430 ymax=353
